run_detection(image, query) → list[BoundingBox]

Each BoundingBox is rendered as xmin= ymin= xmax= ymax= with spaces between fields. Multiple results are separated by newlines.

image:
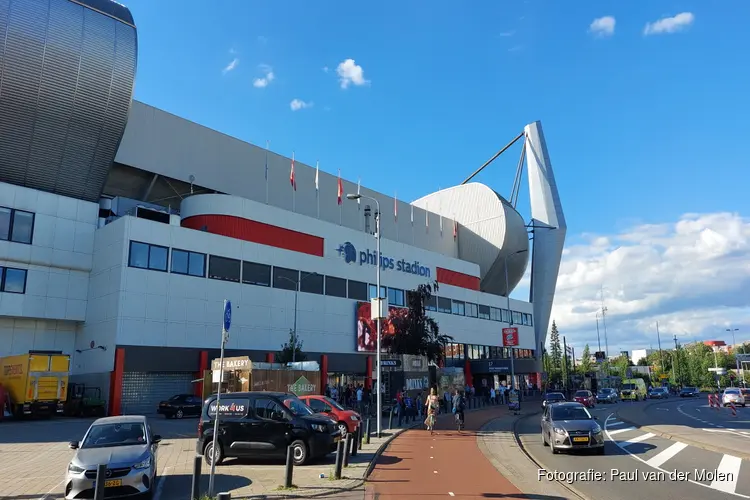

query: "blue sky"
xmin=124 ymin=1 xmax=750 ymax=353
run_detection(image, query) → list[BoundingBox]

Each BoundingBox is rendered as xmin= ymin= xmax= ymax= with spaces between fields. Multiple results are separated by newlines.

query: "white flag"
xmin=357 ymin=178 xmax=361 ymax=208
xmin=315 ymin=161 xmax=319 ymax=191
xmin=410 ymin=204 xmax=414 ymax=224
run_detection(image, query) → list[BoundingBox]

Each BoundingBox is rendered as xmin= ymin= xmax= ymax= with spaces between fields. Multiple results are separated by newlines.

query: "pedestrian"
xmin=424 ymin=387 xmax=440 ymax=434
xmin=453 ymin=389 xmax=466 ymax=431
xmin=490 ymin=386 xmax=496 ymax=405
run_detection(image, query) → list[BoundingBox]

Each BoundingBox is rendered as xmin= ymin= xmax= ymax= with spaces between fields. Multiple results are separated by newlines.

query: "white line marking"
xmin=711 ymin=455 xmax=742 ymax=494
xmin=607 ymin=426 xmax=637 ymax=436
xmin=645 ymin=442 xmax=689 ymax=468
xmin=620 ymin=432 xmax=655 ymax=447
xmin=657 ymin=408 xmax=670 ymax=411
xmin=152 ymin=466 xmax=172 ymax=500
xmin=430 ymin=456 xmax=434 ymax=459
xmin=434 ymin=470 xmax=438 ymax=474
xmin=607 ymin=421 xmax=626 ymax=427
xmin=449 ymin=493 xmax=455 ymax=497
xmin=37 ymin=478 xmax=66 ymax=500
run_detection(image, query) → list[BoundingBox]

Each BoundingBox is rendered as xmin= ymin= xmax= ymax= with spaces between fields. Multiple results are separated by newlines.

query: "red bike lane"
xmin=365 ymin=407 xmax=523 ymax=498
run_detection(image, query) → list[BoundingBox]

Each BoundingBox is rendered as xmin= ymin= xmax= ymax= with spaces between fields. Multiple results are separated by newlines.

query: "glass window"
xmin=466 ymin=302 xmax=478 ymax=318
xmin=512 ymin=311 xmax=523 ymax=324
xmin=501 ymin=309 xmax=511 ymax=323
xmin=451 ymin=300 xmax=465 ymax=316
xmin=128 ymin=242 xmax=150 ymax=269
xmin=437 ymin=297 xmax=451 ymax=313
xmin=149 ymin=245 xmax=168 ymax=271
xmin=388 ymin=288 xmax=404 ymax=307
xmin=242 ymin=261 xmax=271 ymax=286
xmin=425 ymin=295 xmax=437 ymax=311
xmin=300 ymin=272 xmax=323 ymax=294
xmin=368 ymin=284 xmax=387 ymax=300
xmin=171 ymin=249 xmax=205 ymax=277
xmin=347 ymin=280 xmax=367 ymax=301
xmin=0 ymin=207 xmax=10 ymax=240
xmin=1 ymin=267 xmax=27 ymax=294
xmin=10 ymin=210 xmax=34 ymax=244
xmin=254 ymin=398 xmax=287 ymax=420
xmin=325 ymin=276 xmax=347 ymax=298
xmin=208 ymin=255 xmax=241 ymax=282
xmin=478 ymin=304 xmax=490 ymax=320
xmin=490 ymin=307 xmax=501 ymax=321
xmin=307 ymin=398 xmax=329 ymax=413
xmin=273 ymin=267 xmax=299 ymax=291
xmin=128 ymin=241 xmax=168 ymax=271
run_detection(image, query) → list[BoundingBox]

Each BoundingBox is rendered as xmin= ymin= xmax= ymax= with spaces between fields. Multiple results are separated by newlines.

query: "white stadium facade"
xmin=0 ymin=0 xmax=565 ymax=414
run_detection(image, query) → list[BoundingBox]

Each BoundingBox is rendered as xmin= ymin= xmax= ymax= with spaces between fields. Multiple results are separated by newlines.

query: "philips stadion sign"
xmin=336 ymin=242 xmax=431 ymax=277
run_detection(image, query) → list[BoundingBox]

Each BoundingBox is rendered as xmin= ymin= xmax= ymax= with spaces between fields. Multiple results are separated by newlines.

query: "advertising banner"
xmin=356 ymin=301 xmax=403 ymax=352
xmin=502 ymin=327 xmax=519 ymax=347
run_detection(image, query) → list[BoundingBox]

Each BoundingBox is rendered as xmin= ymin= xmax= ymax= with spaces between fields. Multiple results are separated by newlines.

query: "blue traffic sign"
xmin=223 ymin=300 xmax=232 ymax=332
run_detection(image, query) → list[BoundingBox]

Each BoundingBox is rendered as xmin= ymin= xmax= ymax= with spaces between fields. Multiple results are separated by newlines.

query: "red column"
xmin=195 ymin=351 xmax=208 ymax=397
xmin=109 ymin=348 xmax=125 ymax=416
xmin=463 ymin=358 xmax=473 ymax=388
xmin=365 ymin=356 xmax=373 ymax=390
xmin=265 ymin=352 xmax=275 ymax=363
xmin=320 ymin=354 xmax=328 ymax=395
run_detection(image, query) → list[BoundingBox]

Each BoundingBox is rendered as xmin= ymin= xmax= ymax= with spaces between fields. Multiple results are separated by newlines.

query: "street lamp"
xmin=504 ymin=249 xmax=527 ymax=391
xmin=346 ymin=192 xmax=383 ymax=437
xmin=278 ymin=272 xmax=319 ymax=363
xmin=727 ymin=328 xmax=742 ymax=385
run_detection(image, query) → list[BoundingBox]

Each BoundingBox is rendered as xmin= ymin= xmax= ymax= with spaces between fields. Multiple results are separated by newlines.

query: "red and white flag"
xmin=453 ymin=219 xmax=458 ymax=239
xmin=290 ymin=153 xmax=297 ymax=191
xmin=337 ymin=170 xmax=343 ymax=205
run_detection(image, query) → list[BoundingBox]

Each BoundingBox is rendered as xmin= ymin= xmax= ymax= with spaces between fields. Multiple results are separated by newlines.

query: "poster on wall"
xmin=356 ymin=301 xmax=403 ymax=352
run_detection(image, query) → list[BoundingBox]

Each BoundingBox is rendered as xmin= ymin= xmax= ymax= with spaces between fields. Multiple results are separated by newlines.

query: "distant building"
xmin=631 ymin=349 xmax=656 ymax=365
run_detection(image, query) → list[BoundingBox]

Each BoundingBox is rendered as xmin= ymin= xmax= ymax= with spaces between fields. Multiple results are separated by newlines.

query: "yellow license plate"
xmin=334 ymin=436 xmax=341 ymax=443
xmin=573 ymin=437 xmax=588 ymax=442
xmin=104 ymin=479 xmax=122 ymax=488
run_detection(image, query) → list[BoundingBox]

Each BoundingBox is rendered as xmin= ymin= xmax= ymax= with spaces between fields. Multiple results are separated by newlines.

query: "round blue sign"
xmin=223 ymin=300 xmax=232 ymax=332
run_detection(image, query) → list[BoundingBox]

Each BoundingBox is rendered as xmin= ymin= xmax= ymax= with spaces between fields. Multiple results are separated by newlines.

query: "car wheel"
xmin=338 ymin=422 xmax=348 ymax=437
xmin=175 ymin=408 xmax=184 ymax=419
xmin=291 ymin=439 xmax=309 ymax=466
xmin=542 ymin=429 xmax=548 ymax=446
xmin=204 ymin=441 xmax=224 ymax=466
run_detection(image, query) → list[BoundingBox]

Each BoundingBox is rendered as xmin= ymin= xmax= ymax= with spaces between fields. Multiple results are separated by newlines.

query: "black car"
xmin=679 ymin=387 xmax=699 ymax=397
xmin=198 ymin=391 xmax=341 ymax=466
xmin=157 ymin=394 xmax=203 ymax=419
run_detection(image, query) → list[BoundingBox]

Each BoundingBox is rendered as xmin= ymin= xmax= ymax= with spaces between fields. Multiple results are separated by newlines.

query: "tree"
xmin=276 ymin=330 xmax=307 ymax=363
xmin=549 ymin=321 xmax=562 ymax=373
xmin=386 ymin=282 xmax=454 ymax=364
xmin=578 ymin=344 xmax=592 ymax=374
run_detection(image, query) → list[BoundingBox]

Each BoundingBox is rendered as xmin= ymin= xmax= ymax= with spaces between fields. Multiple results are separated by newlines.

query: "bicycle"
xmin=426 ymin=413 xmax=436 ymax=434
xmin=454 ymin=411 xmax=464 ymax=432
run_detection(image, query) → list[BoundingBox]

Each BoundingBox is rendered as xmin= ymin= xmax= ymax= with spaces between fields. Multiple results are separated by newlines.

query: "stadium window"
xmin=490 ymin=307 xmax=501 ymax=321
xmin=368 ymin=284 xmax=387 ymax=300
xmin=208 ymin=255 xmax=241 ymax=282
xmin=512 ymin=311 xmax=523 ymax=324
xmin=477 ymin=304 xmax=490 ymax=320
xmin=0 ymin=207 xmax=35 ymax=244
xmin=451 ymin=300 xmax=465 ymax=316
xmin=425 ymin=295 xmax=437 ymax=312
xmin=171 ymin=249 xmax=206 ymax=277
xmin=0 ymin=267 xmax=27 ymax=294
xmin=128 ymin=241 xmax=168 ymax=271
xmin=387 ymin=288 xmax=405 ymax=307
xmin=273 ymin=267 xmax=299 ymax=291
xmin=466 ymin=302 xmax=478 ymax=318
xmin=242 ymin=261 xmax=271 ymax=286
xmin=300 ymin=272 xmax=324 ymax=294
xmin=347 ymin=280 xmax=367 ymax=301
xmin=501 ymin=309 xmax=511 ymax=323
xmin=437 ymin=297 xmax=451 ymax=313
xmin=325 ymin=276 xmax=347 ymax=298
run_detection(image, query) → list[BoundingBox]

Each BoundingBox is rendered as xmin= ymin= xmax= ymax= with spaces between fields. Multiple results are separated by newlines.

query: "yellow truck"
xmin=0 ymin=351 xmax=70 ymax=417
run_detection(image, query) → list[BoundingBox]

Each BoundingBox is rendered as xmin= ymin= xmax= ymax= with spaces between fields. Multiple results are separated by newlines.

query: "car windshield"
xmin=600 ymin=388 xmax=613 ymax=394
xmin=81 ymin=423 xmax=147 ymax=449
xmin=283 ymin=397 xmax=314 ymax=416
xmin=725 ymin=389 xmax=740 ymax=395
xmin=546 ymin=393 xmax=564 ymax=400
xmin=325 ymin=397 xmax=345 ymax=411
xmin=574 ymin=391 xmax=589 ymax=397
xmin=622 ymin=384 xmax=636 ymax=390
xmin=552 ymin=406 xmax=592 ymax=421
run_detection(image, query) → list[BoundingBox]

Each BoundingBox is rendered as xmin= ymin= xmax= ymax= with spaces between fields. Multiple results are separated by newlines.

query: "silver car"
xmin=541 ymin=402 xmax=605 ymax=455
xmin=723 ymin=388 xmax=746 ymax=407
xmin=65 ymin=415 xmax=161 ymax=499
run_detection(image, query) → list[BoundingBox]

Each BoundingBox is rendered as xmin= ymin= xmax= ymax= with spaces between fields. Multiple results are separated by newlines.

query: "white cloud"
xmin=589 ymin=16 xmax=616 ymax=37
xmin=253 ymin=65 xmax=275 ymax=88
xmin=336 ymin=59 xmax=369 ymax=89
xmin=222 ymin=58 xmax=239 ymax=74
xmin=290 ymin=99 xmax=312 ymax=111
xmin=644 ymin=12 xmax=695 ymax=36
xmin=523 ymin=212 xmax=750 ymax=355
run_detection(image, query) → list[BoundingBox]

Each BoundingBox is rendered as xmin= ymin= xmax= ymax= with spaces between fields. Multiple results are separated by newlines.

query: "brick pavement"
xmin=365 ymin=406 xmax=525 ymax=499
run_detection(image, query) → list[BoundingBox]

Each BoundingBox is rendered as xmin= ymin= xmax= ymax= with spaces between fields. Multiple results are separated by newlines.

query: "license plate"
xmin=573 ymin=437 xmax=588 ymax=442
xmin=93 ymin=479 xmax=122 ymax=488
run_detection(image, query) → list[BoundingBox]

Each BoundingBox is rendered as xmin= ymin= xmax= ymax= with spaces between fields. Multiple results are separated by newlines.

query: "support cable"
xmin=461 ymin=131 xmax=524 ymax=185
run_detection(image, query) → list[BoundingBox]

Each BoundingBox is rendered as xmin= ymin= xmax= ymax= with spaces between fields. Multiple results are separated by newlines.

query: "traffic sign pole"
xmin=208 ymin=300 xmax=232 ymax=497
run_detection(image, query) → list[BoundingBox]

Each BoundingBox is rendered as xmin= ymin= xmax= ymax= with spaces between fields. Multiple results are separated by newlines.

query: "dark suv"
xmin=198 ymin=392 xmax=341 ymax=466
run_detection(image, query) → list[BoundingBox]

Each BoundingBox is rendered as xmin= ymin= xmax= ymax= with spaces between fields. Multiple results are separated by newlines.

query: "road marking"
xmin=434 ymin=470 xmax=438 ymax=474
xmin=701 ymin=428 xmax=750 ymax=439
xmin=620 ymin=432 xmax=655 ymax=447
xmin=657 ymin=408 xmax=669 ymax=411
xmin=711 ymin=454 xmax=742 ymax=494
xmin=430 ymin=456 xmax=434 ymax=459
xmin=37 ymin=478 xmax=66 ymax=500
xmin=449 ymin=493 xmax=455 ymax=497
xmin=645 ymin=442 xmax=689 ymax=468
xmin=153 ymin=466 xmax=172 ymax=500
xmin=607 ymin=426 xmax=636 ymax=436
xmin=607 ymin=421 xmax=626 ymax=427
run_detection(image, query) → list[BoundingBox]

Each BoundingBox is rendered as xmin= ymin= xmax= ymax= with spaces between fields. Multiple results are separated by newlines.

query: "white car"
xmin=722 ymin=388 xmax=746 ymax=407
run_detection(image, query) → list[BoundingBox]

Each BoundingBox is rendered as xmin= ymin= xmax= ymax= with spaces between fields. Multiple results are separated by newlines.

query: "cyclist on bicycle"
xmin=452 ymin=389 xmax=465 ymax=430
xmin=425 ymin=387 xmax=440 ymax=434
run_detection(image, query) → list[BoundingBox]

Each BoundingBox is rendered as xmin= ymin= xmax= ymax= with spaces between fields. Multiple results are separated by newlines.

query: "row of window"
xmin=0 ymin=207 xmax=34 ymax=245
xmin=127 ymin=240 xmax=533 ymax=326
xmin=445 ymin=342 xmax=536 ymax=360
xmin=0 ymin=267 xmax=28 ymax=294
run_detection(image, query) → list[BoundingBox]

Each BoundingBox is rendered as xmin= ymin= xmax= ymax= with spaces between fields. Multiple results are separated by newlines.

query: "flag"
xmin=315 ymin=161 xmax=319 ymax=191
xmin=440 ymin=214 xmax=443 ymax=234
xmin=356 ymin=178 xmax=361 ymax=210
xmin=290 ymin=153 xmax=296 ymax=191
xmin=410 ymin=204 xmax=414 ymax=225
xmin=394 ymin=192 xmax=398 ymax=221
xmin=425 ymin=203 xmax=429 ymax=232
xmin=453 ymin=219 xmax=458 ymax=239
xmin=337 ymin=170 xmax=343 ymax=205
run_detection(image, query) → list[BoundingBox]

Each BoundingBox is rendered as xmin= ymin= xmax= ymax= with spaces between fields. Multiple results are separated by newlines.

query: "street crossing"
xmin=604 ymin=414 xmax=750 ymax=497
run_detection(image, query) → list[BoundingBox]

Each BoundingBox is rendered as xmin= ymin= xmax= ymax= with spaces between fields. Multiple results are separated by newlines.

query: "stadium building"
xmin=0 ymin=0 xmax=566 ymax=414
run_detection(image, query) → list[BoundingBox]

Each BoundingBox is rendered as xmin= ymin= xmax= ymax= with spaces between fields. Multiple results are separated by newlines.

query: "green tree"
xmin=549 ymin=321 xmax=562 ymax=373
xmin=276 ymin=330 xmax=307 ymax=363
xmin=386 ymin=282 xmax=454 ymax=364
xmin=612 ymin=354 xmax=630 ymax=378
xmin=578 ymin=344 xmax=592 ymax=374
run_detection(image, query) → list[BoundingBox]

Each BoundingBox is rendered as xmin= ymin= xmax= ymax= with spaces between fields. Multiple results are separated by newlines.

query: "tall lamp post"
xmin=278 ymin=272 xmax=319 ymax=363
xmin=727 ymin=328 xmax=742 ymax=385
xmin=346 ymin=193 xmax=383 ymax=437
xmin=504 ymin=249 xmax=527 ymax=391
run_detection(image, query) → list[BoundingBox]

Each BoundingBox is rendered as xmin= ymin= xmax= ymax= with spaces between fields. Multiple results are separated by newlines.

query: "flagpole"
xmin=265 ymin=140 xmax=270 ymax=204
xmin=394 ymin=192 xmax=398 ymax=242
xmin=315 ymin=160 xmax=320 ymax=219
xmin=292 ymin=152 xmax=296 ymax=213
xmin=339 ymin=170 xmax=343 ymax=226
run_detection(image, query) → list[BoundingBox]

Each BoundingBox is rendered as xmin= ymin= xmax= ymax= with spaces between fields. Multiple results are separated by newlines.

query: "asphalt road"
xmin=516 ymin=402 xmax=750 ymax=500
xmin=616 ymin=396 xmax=750 ymax=458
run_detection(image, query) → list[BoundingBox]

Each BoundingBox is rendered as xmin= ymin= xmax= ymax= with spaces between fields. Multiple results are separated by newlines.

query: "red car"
xmin=573 ymin=390 xmax=596 ymax=408
xmin=298 ymin=395 xmax=361 ymax=436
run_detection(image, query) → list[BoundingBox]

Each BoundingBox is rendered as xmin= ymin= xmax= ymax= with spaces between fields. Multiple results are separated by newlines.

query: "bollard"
xmin=334 ymin=440 xmax=345 ymax=479
xmin=388 ymin=407 xmax=394 ymax=429
xmin=217 ymin=493 xmax=231 ymax=500
xmin=93 ymin=464 xmax=107 ymax=500
xmin=351 ymin=427 xmax=359 ymax=457
xmin=365 ymin=418 xmax=371 ymax=444
xmin=284 ymin=445 xmax=294 ymax=488
xmin=343 ymin=434 xmax=353 ymax=467
xmin=190 ymin=454 xmax=202 ymax=500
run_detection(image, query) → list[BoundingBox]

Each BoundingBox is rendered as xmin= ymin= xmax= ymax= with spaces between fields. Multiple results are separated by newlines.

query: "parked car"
xmin=198 ymin=391 xmax=341 ymax=467
xmin=596 ymin=388 xmax=618 ymax=404
xmin=542 ymin=392 xmax=566 ymax=409
xmin=65 ymin=415 xmax=161 ymax=499
xmin=679 ymin=386 xmax=700 ymax=397
xmin=573 ymin=390 xmax=596 ymax=408
xmin=157 ymin=394 xmax=203 ymax=419
xmin=649 ymin=387 xmax=669 ymax=399
xmin=298 ymin=394 xmax=361 ymax=436
xmin=722 ymin=388 xmax=746 ymax=407
xmin=541 ymin=402 xmax=604 ymax=455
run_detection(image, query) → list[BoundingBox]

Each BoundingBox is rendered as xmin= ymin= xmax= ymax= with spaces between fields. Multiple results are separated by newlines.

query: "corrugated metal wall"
xmin=121 ymin=372 xmax=194 ymax=415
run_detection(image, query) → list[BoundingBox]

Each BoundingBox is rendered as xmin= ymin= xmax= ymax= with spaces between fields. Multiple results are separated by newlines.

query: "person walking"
xmin=424 ymin=387 xmax=440 ymax=434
